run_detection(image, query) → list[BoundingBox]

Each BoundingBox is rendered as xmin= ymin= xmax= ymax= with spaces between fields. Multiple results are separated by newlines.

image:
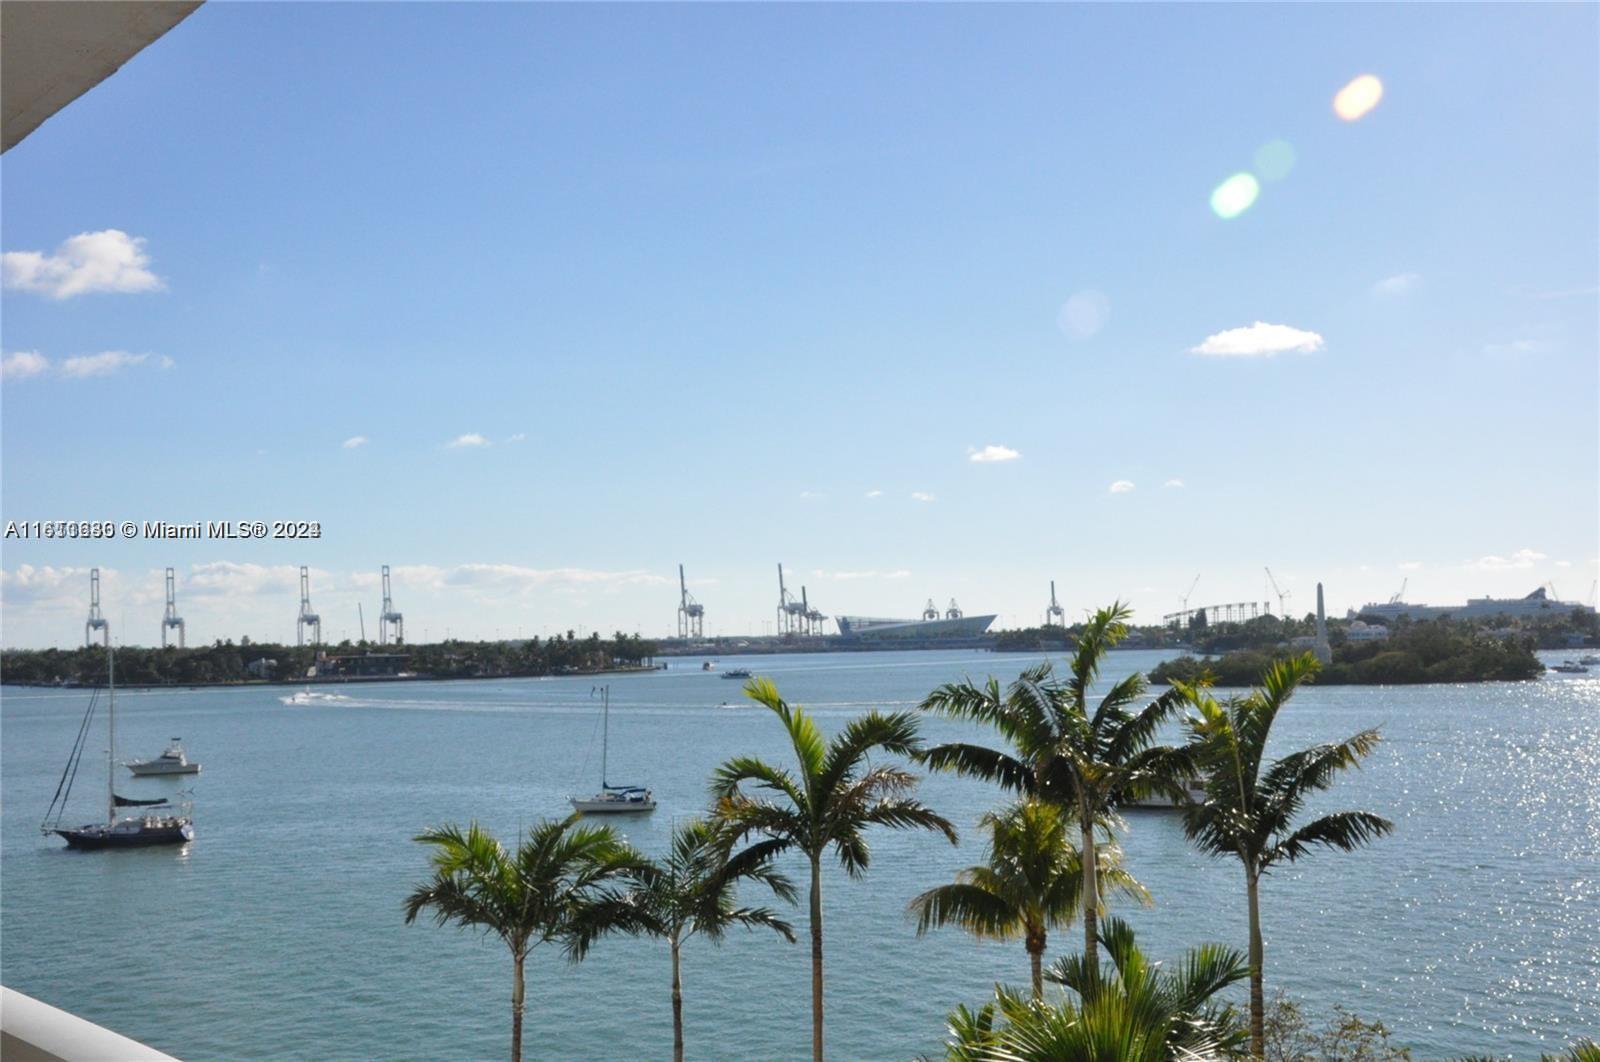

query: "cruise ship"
xmin=835 ymin=599 xmax=996 ymax=642
xmin=1353 ymin=586 xmax=1595 ymax=623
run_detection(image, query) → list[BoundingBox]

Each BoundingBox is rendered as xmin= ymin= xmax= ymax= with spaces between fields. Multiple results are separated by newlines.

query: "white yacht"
xmin=1127 ymin=779 xmax=1206 ymax=809
xmin=126 ymin=738 xmax=201 ymax=776
xmin=279 ymin=687 xmax=350 ymax=705
xmin=569 ymin=685 xmax=655 ymax=815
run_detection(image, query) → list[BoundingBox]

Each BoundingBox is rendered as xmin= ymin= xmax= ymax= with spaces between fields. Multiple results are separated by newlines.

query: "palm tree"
xmin=712 ymin=677 xmax=958 ymax=1062
xmin=939 ymin=917 xmax=1249 ymax=1060
xmin=1180 ymin=653 xmax=1394 ymax=1057
xmin=597 ymin=816 xmax=798 ymax=1062
xmin=909 ymin=799 xmax=1148 ymax=998
xmin=920 ymin=603 xmax=1191 ymax=975
xmin=403 ymin=817 xmax=641 ymax=1062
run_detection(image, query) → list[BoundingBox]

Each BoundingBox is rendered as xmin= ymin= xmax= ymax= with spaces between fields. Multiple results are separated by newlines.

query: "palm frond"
xmin=1268 ymin=810 xmax=1394 ymax=867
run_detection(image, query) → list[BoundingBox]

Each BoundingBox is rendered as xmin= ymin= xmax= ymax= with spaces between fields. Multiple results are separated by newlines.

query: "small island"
xmin=1150 ymin=619 xmax=1547 ymax=686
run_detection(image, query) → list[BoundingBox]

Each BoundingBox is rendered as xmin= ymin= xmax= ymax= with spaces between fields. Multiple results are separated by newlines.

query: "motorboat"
xmin=569 ymin=685 xmax=655 ymax=814
xmin=42 ymin=643 xmax=195 ymax=849
xmin=126 ymin=738 xmax=201 ymax=776
xmin=280 ymin=687 xmax=350 ymax=705
xmin=1551 ymin=660 xmax=1589 ymax=674
xmin=720 ymin=668 xmax=752 ymax=680
xmin=1126 ymin=779 xmax=1207 ymax=809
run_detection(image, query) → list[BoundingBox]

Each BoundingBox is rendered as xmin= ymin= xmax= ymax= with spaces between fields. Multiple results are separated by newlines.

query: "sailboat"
xmin=568 ymin=684 xmax=655 ymax=814
xmin=41 ymin=640 xmax=194 ymax=849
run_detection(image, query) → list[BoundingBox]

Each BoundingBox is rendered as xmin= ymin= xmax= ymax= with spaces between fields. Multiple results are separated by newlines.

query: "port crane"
xmin=1264 ymin=567 xmax=1292 ymax=619
xmin=379 ymin=564 xmax=404 ymax=644
xmin=1389 ymin=578 xmax=1408 ymax=605
xmin=945 ymin=598 xmax=963 ymax=620
xmin=85 ymin=568 xmax=109 ymax=647
xmin=1045 ymin=581 xmax=1065 ymax=627
xmin=922 ymin=598 xmax=940 ymax=621
xmin=297 ymin=566 xmax=322 ymax=647
xmin=677 ymin=564 xmax=705 ymax=639
xmin=800 ymin=586 xmax=826 ymax=635
xmin=776 ymin=564 xmax=807 ymax=635
xmin=161 ymin=567 xmax=186 ymax=648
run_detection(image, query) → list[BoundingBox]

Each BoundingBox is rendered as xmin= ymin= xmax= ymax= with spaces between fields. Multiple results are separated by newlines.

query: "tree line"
xmin=400 ymin=603 xmax=1590 ymax=1061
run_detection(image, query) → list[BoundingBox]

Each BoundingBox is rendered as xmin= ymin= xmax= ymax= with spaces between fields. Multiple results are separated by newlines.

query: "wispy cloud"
xmin=505 ymin=433 xmax=526 ymax=443
xmin=864 ymin=489 xmax=883 ymax=499
xmin=1483 ymin=339 xmax=1547 ymax=356
xmin=799 ymin=490 xmax=824 ymax=501
xmin=1515 ymin=284 xmax=1598 ymax=300
xmin=1469 ymin=548 xmax=1547 ymax=571
xmin=2 ymin=230 xmax=164 ymax=299
xmin=1372 ymin=272 xmax=1420 ymax=297
xmin=342 ymin=436 xmax=369 ymax=449
xmin=910 ymin=491 xmax=936 ymax=503
xmin=811 ymin=569 xmax=911 ymax=581
xmin=60 ymin=351 xmax=163 ymax=378
xmin=1162 ymin=479 xmax=1184 ymax=489
xmin=968 ymin=444 xmax=1021 ymax=464
xmin=1 ymin=351 xmax=49 ymax=379
xmin=1398 ymin=561 xmax=1423 ymax=571
xmin=1109 ymin=480 xmax=1136 ymax=494
xmin=447 ymin=433 xmax=490 ymax=449
xmin=1190 ymin=322 xmax=1324 ymax=358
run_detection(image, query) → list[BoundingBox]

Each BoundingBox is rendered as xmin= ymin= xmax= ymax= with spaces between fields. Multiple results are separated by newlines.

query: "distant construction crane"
xmin=1389 ymin=578 xmax=1408 ymax=605
xmin=379 ymin=565 xmax=404 ymax=645
xmin=1179 ymin=574 xmax=1201 ymax=615
xmin=776 ymin=564 xmax=807 ymax=635
xmin=297 ymin=566 xmax=322 ymax=647
xmin=677 ymin=564 xmax=705 ymax=639
xmin=1264 ymin=567 xmax=1292 ymax=619
xmin=162 ymin=567 xmax=186 ymax=648
xmin=1045 ymin=581 xmax=1065 ymax=627
xmin=85 ymin=568 xmax=109 ymax=647
xmin=923 ymin=598 xmax=940 ymax=621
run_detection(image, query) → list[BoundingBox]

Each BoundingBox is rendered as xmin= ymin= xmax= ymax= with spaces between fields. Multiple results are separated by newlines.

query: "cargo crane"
xmin=677 ymin=564 xmax=704 ymax=639
xmin=1389 ymin=578 xmax=1408 ymax=605
xmin=379 ymin=564 xmax=404 ymax=645
xmin=296 ymin=566 xmax=322 ymax=647
xmin=945 ymin=598 xmax=964 ymax=620
xmin=162 ymin=567 xmax=186 ymax=648
xmin=85 ymin=568 xmax=109 ymax=647
xmin=1264 ymin=567 xmax=1292 ymax=619
xmin=800 ymin=586 xmax=826 ymax=635
xmin=1045 ymin=581 xmax=1065 ymax=627
xmin=923 ymin=598 xmax=940 ymax=621
xmin=777 ymin=564 xmax=807 ymax=635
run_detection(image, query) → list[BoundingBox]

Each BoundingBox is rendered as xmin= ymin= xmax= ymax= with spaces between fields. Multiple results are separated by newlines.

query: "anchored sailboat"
xmin=41 ymin=640 xmax=194 ymax=849
xmin=568 ymin=684 xmax=655 ymax=814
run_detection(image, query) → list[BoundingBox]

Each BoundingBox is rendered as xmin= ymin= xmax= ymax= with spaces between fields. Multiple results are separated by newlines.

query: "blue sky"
xmin=2 ymin=3 xmax=1596 ymax=648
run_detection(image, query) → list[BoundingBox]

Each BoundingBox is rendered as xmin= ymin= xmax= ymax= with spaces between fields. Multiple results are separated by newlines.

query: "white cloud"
xmin=910 ymin=491 xmax=936 ymax=502
xmin=1372 ymin=272 xmax=1420 ymax=296
xmin=812 ymin=569 xmax=913 ymax=582
xmin=1162 ymin=479 xmax=1184 ymax=489
xmin=865 ymin=489 xmax=883 ymax=499
xmin=59 ymin=351 xmax=153 ymax=378
xmin=968 ymin=444 xmax=1021 ymax=464
xmin=505 ymin=433 xmax=527 ymax=443
xmin=158 ymin=355 xmax=176 ymax=370
xmin=1555 ymin=560 xmax=1572 ymax=568
xmin=438 ymin=564 xmax=667 ymax=594
xmin=186 ymin=562 xmax=311 ymax=599
xmin=1 ymin=351 xmax=49 ymax=379
xmin=1109 ymin=480 xmax=1136 ymax=494
xmin=1057 ymin=289 xmax=1110 ymax=340
xmin=342 ymin=436 xmax=369 ymax=449
xmin=447 ymin=433 xmax=490 ymax=449
xmin=1398 ymin=561 xmax=1423 ymax=571
xmin=1190 ymin=321 xmax=1324 ymax=358
xmin=1522 ymin=285 xmax=1598 ymax=300
xmin=1470 ymin=548 xmax=1548 ymax=571
xmin=2 ymin=229 xmax=164 ymax=299
xmin=1483 ymin=339 xmax=1547 ymax=356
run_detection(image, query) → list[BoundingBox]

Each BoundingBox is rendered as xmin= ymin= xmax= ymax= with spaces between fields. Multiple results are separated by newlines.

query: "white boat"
xmin=569 ymin=685 xmax=655 ymax=814
xmin=279 ymin=687 xmax=350 ymax=705
xmin=126 ymin=738 xmax=201 ymax=776
xmin=1127 ymin=779 xmax=1207 ymax=809
xmin=1551 ymin=660 xmax=1589 ymax=674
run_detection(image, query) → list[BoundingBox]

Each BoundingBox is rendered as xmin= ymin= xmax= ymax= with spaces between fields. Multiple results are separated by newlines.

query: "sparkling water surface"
xmin=3 ymin=649 xmax=1597 ymax=1059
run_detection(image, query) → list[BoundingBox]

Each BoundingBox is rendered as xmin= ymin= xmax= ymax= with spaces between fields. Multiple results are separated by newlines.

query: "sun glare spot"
xmin=1254 ymin=140 xmax=1297 ymax=182
xmin=1210 ymin=173 xmax=1260 ymax=219
xmin=1334 ymin=74 xmax=1384 ymax=121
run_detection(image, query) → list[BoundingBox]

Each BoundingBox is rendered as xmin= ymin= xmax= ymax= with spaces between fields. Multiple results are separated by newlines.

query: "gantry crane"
xmin=297 ymin=566 xmax=322 ymax=647
xmin=1045 ymin=580 xmax=1065 ymax=627
xmin=85 ymin=568 xmax=109 ymax=647
xmin=162 ymin=567 xmax=186 ymax=647
xmin=379 ymin=564 xmax=404 ymax=645
xmin=677 ymin=564 xmax=704 ymax=639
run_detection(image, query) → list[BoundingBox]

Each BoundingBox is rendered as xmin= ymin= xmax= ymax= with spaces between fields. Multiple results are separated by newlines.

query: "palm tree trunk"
xmin=810 ymin=851 xmax=825 ymax=1062
xmin=1246 ymin=869 xmax=1265 ymax=1058
xmin=671 ymin=935 xmax=685 ymax=1062
xmin=510 ymin=950 xmax=525 ymax=1062
xmin=1080 ymin=821 xmax=1100 ymax=977
xmin=1027 ymin=930 xmax=1045 ymax=1000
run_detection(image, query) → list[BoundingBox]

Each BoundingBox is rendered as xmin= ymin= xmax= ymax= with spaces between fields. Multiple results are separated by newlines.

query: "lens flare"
xmin=1254 ymin=140 xmax=1297 ymax=182
xmin=1334 ymin=74 xmax=1384 ymax=121
xmin=1210 ymin=173 xmax=1260 ymax=219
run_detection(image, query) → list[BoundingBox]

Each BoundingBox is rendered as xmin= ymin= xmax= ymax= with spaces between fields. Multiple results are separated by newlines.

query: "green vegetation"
xmin=1150 ymin=620 xmax=1543 ymax=686
xmin=920 ymin=603 xmax=1192 ymax=977
xmin=1263 ymin=993 xmax=1412 ymax=1060
xmin=0 ymin=631 xmax=659 ymax=687
xmin=909 ymin=799 xmax=1146 ymax=998
xmin=402 ymin=817 xmax=642 ymax=1062
xmin=1180 ymin=655 xmax=1395 ymax=1056
xmin=937 ymin=918 xmax=1248 ymax=1060
xmin=611 ymin=818 xmax=796 ymax=1062
xmin=709 ymin=677 xmax=957 ymax=1062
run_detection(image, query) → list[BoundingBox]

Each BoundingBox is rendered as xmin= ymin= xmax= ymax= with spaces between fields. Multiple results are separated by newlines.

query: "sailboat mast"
xmin=106 ymin=639 xmax=116 ymax=825
xmin=600 ymin=685 xmax=609 ymax=788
